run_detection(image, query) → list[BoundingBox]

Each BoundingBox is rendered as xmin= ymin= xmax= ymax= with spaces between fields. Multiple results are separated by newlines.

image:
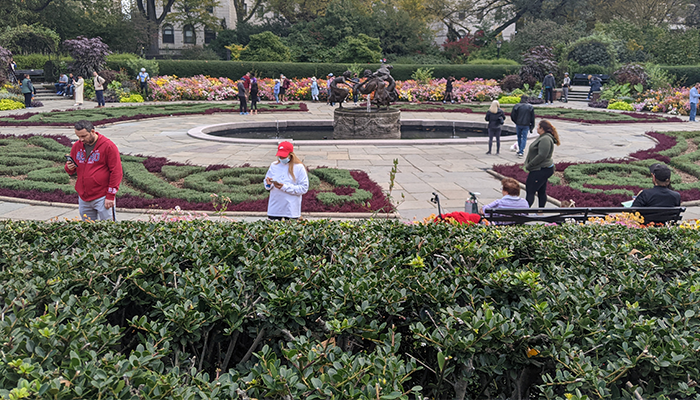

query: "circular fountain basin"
xmin=188 ymin=120 xmax=517 ymax=146
xmin=334 ymin=108 xmax=401 ymax=139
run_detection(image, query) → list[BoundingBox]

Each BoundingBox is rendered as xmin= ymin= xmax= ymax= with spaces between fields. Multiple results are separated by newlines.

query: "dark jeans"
xmin=545 ymin=87 xmax=553 ymax=103
xmin=140 ymin=81 xmax=149 ymax=98
xmin=66 ymin=85 xmax=74 ymax=96
xmin=55 ymin=83 xmax=66 ymax=94
xmin=526 ymin=166 xmax=555 ymax=207
xmin=95 ymin=90 xmax=105 ymax=106
xmin=239 ymin=95 xmax=248 ymax=113
xmin=487 ymin=127 xmax=501 ymax=153
xmin=23 ymin=92 xmax=32 ymax=107
xmin=516 ymin=125 xmax=529 ymax=154
xmin=690 ymin=102 xmax=697 ymax=121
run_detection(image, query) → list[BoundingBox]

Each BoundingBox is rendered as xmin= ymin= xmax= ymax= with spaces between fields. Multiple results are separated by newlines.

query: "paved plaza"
xmin=1 ymin=97 xmax=699 ymax=222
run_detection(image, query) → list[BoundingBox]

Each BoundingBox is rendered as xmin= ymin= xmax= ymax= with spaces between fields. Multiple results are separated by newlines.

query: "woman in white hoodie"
xmin=264 ymin=141 xmax=309 ymax=220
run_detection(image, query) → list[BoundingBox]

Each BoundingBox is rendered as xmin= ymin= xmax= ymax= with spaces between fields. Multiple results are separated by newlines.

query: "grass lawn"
xmin=0 ymin=102 xmax=308 ymax=127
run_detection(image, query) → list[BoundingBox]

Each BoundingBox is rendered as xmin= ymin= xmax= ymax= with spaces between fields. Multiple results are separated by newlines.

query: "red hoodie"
xmin=64 ymin=133 xmax=123 ymax=201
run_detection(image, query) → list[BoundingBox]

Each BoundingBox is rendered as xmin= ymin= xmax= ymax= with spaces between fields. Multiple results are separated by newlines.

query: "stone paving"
xmin=1 ymin=96 xmax=700 ymax=222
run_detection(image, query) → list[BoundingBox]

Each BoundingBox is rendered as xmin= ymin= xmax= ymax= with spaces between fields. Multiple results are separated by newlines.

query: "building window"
xmin=204 ymin=28 xmax=216 ymax=44
xmin=257 ymin=4 xmax=265 ymax=18
xmin=242 ymin=2 xmax=247 ymax=14
xmin=206 ymin=5 xmax=214 ymax=13
xmin=183 ymin=25 xmax=195 ymax=44
xmin=162 ymin=25 xmax=174 ymax=44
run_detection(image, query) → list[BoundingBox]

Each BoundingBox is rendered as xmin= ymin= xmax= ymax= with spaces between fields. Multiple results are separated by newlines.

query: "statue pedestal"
xmin=333 ymin=108 xmax=401 ymax=139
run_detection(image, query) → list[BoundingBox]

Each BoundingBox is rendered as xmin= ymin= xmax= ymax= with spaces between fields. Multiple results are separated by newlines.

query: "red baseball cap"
xmin=276 ymin=141 xmax=293 ymax=157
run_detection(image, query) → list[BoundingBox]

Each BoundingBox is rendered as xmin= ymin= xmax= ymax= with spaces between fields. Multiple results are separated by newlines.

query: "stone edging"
xmin=0 ymin=195 xmax=400 ymax=219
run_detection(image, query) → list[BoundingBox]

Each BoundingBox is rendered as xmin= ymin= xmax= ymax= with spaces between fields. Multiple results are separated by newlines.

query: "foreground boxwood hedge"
xmin=1 ymin=220 xmax=699 ymax=399
xmin=107 ymin=60 xmax=520 ymax=81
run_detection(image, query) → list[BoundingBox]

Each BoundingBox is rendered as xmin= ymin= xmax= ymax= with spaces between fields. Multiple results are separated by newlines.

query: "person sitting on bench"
xmin=482 ymin=178 xmax=530 ymax=225
xmin=632 ymin=163 xmax=681 ymax=223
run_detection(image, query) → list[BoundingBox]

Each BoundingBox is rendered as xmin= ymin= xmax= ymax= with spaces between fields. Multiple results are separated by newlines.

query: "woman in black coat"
xmin=485 ymin=100 xmax=505 ymax=154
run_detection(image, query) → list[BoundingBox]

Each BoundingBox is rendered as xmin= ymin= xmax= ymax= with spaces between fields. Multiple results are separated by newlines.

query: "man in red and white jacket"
xmin=64 ymin=120 xmax=123 ymax=221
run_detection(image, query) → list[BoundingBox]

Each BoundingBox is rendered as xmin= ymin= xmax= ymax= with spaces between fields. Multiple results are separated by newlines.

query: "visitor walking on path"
xmin=443 ymin=76 xmax=455 ymax=104
xmin=64 ymin=120 xmax=123 ymax=221
xmin=280 ymin=74 xmax=291 ymax=102
xmin=561 ymin=73 xmax=570 ymax=103
xmin=689 ymin=83 xmax=700 ymax=122
xmin=137 ymin=68 xmax=150 ymax=99
xmin=543 ymin=73 xmax=555 ymax=104
xmin=93 ymin=71 xmax=106 ymax=108
xmin=264 ymin=141 xmax=309 ymax=220
xmin=73 ymin=75 xmax=84 ymax=106
xmin=524 ymin=120 xmax=560 ymax=207
xmin=20 ymin=74 xmax=35 ymax=108
xmin=510 ymin=95 xmax=535 ymax=157
xmin=485 ymin=100 xmax=505 ymax=155
xmin=250 ymin=74 xmax=259 ymax=115
xmin=237 ymin=78 xmax=248 ymax=115
xmin=310 ymin=77 xmax=320 ymax=101
xmin=273 ymin=79 xmax=281 ymax=103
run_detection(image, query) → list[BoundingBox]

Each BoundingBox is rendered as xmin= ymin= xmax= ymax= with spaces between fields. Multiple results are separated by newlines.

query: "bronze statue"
xmin=328 ymin=70 xmax=354 ymax=108
xmin=353 ymin=64 xmax=399 ymax=109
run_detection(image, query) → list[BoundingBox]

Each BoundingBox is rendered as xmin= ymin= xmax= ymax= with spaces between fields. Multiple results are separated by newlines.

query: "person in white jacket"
xmin=264 ymin=141 xmax=309 ymax=220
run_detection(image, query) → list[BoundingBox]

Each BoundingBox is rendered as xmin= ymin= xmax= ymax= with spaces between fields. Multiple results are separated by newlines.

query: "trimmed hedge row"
xmin=1 ymin=221 xmax=700 ymax=399
xmin=107 ymin=60 xmax=520 ymax=81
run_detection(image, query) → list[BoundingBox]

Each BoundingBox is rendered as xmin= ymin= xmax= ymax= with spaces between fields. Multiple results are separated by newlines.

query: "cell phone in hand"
xmin=65 ymin=155 xmax=77 ymax=165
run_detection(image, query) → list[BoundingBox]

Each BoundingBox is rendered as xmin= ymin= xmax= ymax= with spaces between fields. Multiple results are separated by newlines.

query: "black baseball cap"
xmin=649 ymin=163 xmax=671 ymax=182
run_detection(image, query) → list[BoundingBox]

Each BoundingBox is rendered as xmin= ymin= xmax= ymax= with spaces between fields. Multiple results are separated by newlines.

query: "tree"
xmin=239 ymin=31 xmax=292 ymax=61
xmin=136 ymin=0 xmax=177 ymax=55
xmin=589 ymin=0 xmax=691 ymax=26
xmin=231 ymin=0 xmax=264 ymax=24
xmin=63 ymin=36 xmax=111 ymax=77
xmin=0 ymin=24 xmax=60 ymax=54
xmin=334 ymin=34 xmax=382 ymax=63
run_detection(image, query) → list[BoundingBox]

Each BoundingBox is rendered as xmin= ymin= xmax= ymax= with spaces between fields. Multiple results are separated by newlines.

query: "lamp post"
xmin=497 ymin=40 xmax=502 ymax=59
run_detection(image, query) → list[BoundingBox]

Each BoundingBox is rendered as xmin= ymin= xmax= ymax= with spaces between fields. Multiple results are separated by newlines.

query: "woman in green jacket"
xmin=524 ymin=120 xmax=561 ymax=207
xmin=20 ymin=74 xmax=35 ymax=108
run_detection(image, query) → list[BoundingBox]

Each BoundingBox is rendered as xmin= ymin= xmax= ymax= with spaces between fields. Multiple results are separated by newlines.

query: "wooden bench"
xmin=484 ymin=207 xmax=686 ymax=225
xmin=572 ymin=73 xmax=610 ymax=86
xmin=15 ymin=69 xmax=45 ymax=82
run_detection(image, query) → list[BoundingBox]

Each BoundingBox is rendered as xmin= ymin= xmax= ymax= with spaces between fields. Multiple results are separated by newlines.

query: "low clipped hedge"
xmin=106 ymin=60 xmax=520 ymax=81
xmin=661 ymin=65 xmax=700 ymax=87
xmin=1 ymin=220 xmax=700 ymax=399
xmin=0 ymin=134 xmax=392 ymax=213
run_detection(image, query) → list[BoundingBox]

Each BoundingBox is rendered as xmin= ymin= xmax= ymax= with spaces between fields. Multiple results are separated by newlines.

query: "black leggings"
xmin=250 ymin=94 xmax=258 ymax=110
xmin=488 ymin=127 xmax=501 ymax=153
xmin=526 ymin=166 xmax=554 ymax=207
xmin=24 ymin=92 xmax=32 ymax=107
xmin=239 ymin=95 xmax=248 ymax=113
xmin=545 ymin=87 xmax=553 ymax=103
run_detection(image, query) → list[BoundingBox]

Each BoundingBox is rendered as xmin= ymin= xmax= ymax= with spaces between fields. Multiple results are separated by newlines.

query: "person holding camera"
xmin=64 ymin=120 xmax=123 ymax=221
xmin=264 ymin=141 xmax=309 ymax=220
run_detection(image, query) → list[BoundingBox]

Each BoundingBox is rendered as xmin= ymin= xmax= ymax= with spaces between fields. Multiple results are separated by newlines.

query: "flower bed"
xmin=633 ymin=87 xmax=690 ymax=115
xmin=2 ymin=220 xmax=700 ymax=400
xmin=149 ymin=75 xmax=503 ymax=103
xmin=0 ymin=103 xmax=308 ymax=127
xmin=0 ymin=134 xmax=391 ymax=213
xmin=493 ymin=131 xmax=700 ymax=207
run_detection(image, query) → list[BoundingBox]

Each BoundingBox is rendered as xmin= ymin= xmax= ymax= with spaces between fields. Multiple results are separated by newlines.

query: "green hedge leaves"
xmin=1 ymin=221 xmax=700 ymax=399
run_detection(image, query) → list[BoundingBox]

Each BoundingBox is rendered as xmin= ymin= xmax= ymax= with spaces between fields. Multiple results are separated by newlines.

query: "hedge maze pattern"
xmin=0 ymin=135 xmax=379 ymax=211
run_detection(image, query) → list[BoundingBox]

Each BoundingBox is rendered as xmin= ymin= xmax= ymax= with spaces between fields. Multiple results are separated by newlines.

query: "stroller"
xmin=430 ymin=192 xmax=482 ymax=225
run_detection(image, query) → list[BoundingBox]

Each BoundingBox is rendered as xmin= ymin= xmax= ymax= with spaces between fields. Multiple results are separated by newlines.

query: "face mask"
xmin=279 ymin=157 xmax=290 ymax=164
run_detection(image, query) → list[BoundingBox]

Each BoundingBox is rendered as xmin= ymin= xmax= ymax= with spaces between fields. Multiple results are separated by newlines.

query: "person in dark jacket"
xmin=237 ymin=78 xmax=248 ymax=115
xmin=20 ymin=74 xmax=35 ymax=108
xmin=542 ymin=73 xmax=555 ymax=104
xmin=632 ymin=163 xmax=681 ymax=224
xmin=588 ymin=75 xmax=602 ymax=99
xmin=524 ymin=120 xmax=560 ymax=207
xmin=485 ymin=100 xmax=505 ymax=154
xmin=443 ymin=76 xmax=455 ymax=104
xmin=510 ymin=95 xmax=536 ymax=157
xmin=250 ymin=73 xmax=259 ymax=115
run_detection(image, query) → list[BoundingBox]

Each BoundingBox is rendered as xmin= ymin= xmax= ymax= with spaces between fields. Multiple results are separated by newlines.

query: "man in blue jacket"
xmin=689 ymin=83 xmax=700 ymax=122
xmin=510 ymin=96 xmax=535 ymax=158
